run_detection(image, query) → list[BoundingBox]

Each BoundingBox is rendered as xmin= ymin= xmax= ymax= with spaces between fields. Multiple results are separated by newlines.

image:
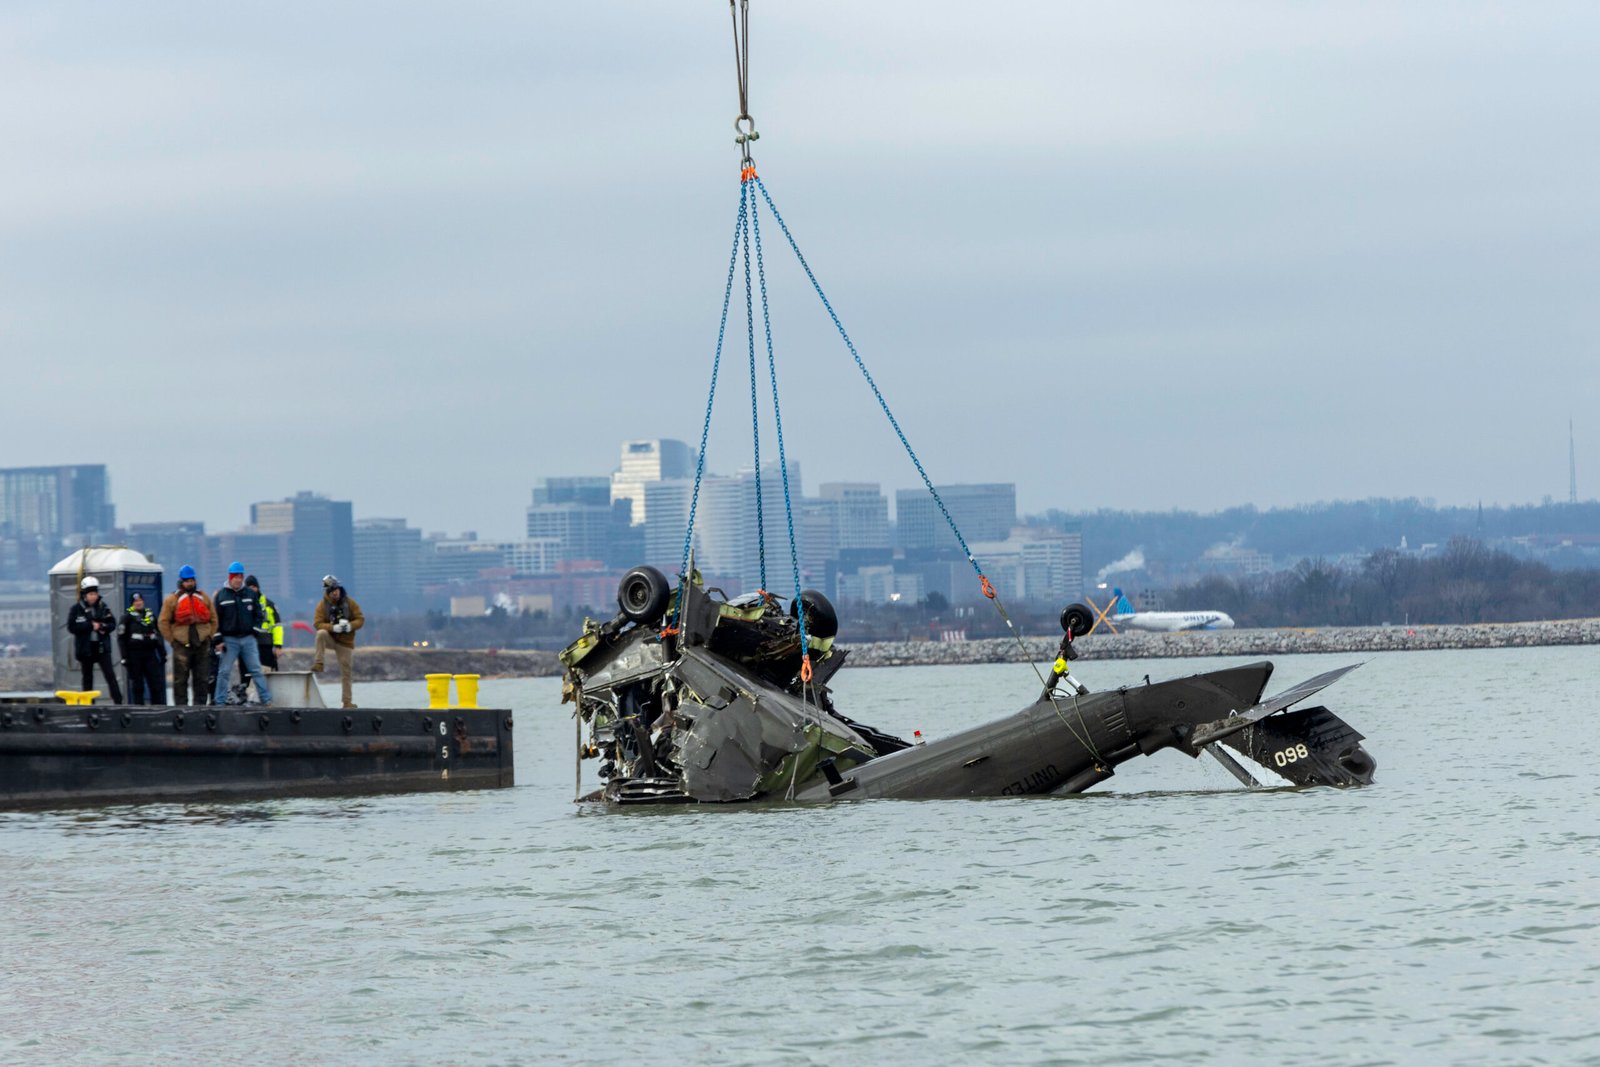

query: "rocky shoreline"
xmin=845 ymin=617 xmax=1600 ymax=667
xmin=4 ymin=619 xmax=1596 ymax=691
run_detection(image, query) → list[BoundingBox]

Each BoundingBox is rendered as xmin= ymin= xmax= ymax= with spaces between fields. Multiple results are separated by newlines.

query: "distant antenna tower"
xmin=1572 ymin=419 xmax=1579 ymax=504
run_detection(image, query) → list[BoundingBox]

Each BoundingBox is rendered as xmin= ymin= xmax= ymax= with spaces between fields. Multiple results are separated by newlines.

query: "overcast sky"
xmin=4 ymin=2 xmax=1596 ymax=539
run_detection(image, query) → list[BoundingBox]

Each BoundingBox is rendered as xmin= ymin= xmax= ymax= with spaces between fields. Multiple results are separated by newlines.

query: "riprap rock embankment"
xmin=846 ymin=618 xmax=1600 ymax=667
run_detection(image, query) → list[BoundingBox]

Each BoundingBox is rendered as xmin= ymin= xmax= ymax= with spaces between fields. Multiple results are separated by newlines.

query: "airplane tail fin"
xmin=1111 ymin=587 xmax=1135 ymax=615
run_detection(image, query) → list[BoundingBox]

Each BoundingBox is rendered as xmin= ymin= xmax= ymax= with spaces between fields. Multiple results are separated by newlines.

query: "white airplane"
xmin=1106 ymin=587 xmax=1234 ymax=632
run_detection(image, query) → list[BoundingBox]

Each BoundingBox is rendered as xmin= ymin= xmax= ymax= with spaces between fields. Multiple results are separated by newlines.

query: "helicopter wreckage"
xmin=560 ymin=566 xmax=1377 ymax=804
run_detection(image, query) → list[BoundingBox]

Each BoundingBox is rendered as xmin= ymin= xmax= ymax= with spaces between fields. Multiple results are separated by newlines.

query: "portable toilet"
xmin=49 ymin=547 xmax=165 ymax=694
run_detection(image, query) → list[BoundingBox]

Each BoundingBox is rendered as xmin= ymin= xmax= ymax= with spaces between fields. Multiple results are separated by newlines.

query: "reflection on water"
xmin=39 ymin=800 xmax=383 ymax=835
xmin=3 ymin=652 xmax=1599 ymax=1066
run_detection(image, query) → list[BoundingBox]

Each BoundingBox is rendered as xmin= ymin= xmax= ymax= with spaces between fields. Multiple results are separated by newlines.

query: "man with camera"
xmin=312 ymin=575 xmax=364 ymax=709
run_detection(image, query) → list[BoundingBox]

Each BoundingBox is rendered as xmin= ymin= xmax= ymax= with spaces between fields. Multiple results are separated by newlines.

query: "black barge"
xmin=0 ymin=701 xmax=514 ymax=810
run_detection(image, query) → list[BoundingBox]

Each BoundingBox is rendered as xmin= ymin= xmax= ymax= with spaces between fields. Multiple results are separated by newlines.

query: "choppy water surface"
xmin=3 ymin=647 xmax=1597 ymax=1066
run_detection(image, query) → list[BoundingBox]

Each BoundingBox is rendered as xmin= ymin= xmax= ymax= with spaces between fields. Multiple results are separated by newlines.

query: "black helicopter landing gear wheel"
xmin=617 ymin=566 xmax=671 ymax=625
xmin=789 ymin=588 xmax=839 ymax=640
xmin=1060 ymin=603 xmax=1094 ymax=639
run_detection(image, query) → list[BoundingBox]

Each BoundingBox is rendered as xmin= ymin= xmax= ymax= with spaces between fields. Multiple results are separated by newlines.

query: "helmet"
xmin=322 ymin=575 xmax=340 ymax=589
xmin=227 ymin=561 xmax=245 ymax=575
xmin=80 ymin=576 xmax=100 ymax=591
xmin=178 ymin=564 xmax=197 ymax=581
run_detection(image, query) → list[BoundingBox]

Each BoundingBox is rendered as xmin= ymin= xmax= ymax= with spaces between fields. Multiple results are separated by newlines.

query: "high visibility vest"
xmin=260 ymin=597 xmax=284 ymax=645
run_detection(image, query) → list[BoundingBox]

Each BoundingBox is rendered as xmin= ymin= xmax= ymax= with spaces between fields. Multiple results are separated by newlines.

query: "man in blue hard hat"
xmin=158 ymin=564 xmax=216 ymax=705
xmin=212 ymin=561 xmax=272 ymax=705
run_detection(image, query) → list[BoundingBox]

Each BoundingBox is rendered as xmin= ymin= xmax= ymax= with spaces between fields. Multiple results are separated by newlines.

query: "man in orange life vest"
xmin=158 ymin=564 xmax=217 ymax=705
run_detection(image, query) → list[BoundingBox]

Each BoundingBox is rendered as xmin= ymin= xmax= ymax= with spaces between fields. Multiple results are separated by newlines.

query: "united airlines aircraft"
xmin=1107 ymin=587 xmax=1235 ymax=632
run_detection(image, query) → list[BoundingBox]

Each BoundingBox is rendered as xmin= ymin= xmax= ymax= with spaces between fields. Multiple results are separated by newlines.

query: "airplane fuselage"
xmin=1112 ymin=610 xmax=1236 ymax=632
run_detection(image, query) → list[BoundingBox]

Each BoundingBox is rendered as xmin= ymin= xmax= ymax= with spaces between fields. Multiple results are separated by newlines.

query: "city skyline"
xmin=22 ymin=441 xmax=1594 ymax=548
xmin=4 ymin=456 xmax=1599 ymax=634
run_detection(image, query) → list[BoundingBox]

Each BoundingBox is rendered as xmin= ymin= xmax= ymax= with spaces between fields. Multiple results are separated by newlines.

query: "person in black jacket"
xmin=119 ymin=591 xmax=167 ymax=705
xmin=211 ymin=561 xmax=272 ymax=705
xmin=66 ymin=576 xmax=124 ymax=702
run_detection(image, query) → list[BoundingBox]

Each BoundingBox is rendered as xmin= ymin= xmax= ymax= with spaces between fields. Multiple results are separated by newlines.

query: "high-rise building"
xmin=420 ymin=534 xmax=499 ymax=587
xmin=354 ymin=518 xmax=424 ymax=614
xmin=526 ymin=497 xmax=614 ymax=567
xmin=821 ymin=483 xmax=890 ymax=552
xmin=896 ymin=484 xmax=1016 ymax=551
xmin=534 ymin=476 xmax=612 ymax=508
xmin=694 ymin=463 xmax=803 ymax=592
xmin=0 ymin=465 xmax=116 ymax=543
xmin=611 ymin=439 xmax=695 ymax=525
xmin=125 ymin=522 xmax=207 ymax=573
xmin=203 ymin=530 xmax=292 ymax=610
xmin=249 ymin=491 xmax=354 ymax=610
xmin=642 ymin=479 xmax=694 ymax=573
xmin=962 ymin=526 xmax=1083 ymax=606
xmin=419 ymin=535 xmax=565 ymax=589
xmin=797 ymin=499 xmax=839 ymax=584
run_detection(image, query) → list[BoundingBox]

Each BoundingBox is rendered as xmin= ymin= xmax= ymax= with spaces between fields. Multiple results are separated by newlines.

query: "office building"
xmin=420 ymin=535 xmax=506 ymax=588
xmin=0 ymin=465 xmax=115 ymax=543
xmin=525 ymin=495 xmax=615 ymax=568
xmin=125 ymin=521 xmax=207 ymax=573
xmin=249 ymin=491 xmax=355 ymax=609
xmin=354 ymin=518 xmax=424 ymax=613
xmin=821 ymin=483 xmax=890 ymax=551
xmin=611 ymin=439 xmax=695 ymax=525
xmin=203 ymin=531 xmax=292 ymax=610
xmin=641 ymin=479 xmax=694 ymax=573
xmin=534 ymin=476 xmax=611 ymax=508
xmin=421 ymin=536 xmax=565 ymax=588
xmin=800 ymin=482 xmax=890 ymax=582
xmin=896 ymin=484 xmax=1016 ymax=551
xmin=695 ymin=463 xmax=803 ymax=593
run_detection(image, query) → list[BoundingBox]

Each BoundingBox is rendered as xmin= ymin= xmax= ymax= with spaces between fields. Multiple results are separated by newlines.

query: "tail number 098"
xmin=1273 ymin=743 xmax=1311 ymax=767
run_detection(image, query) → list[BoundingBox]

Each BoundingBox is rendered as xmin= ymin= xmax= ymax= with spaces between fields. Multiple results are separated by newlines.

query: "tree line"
xmin=1031 ymin=497 xmax=1600 ymax=586
xmin=1162 ymin=537 xmax=1600 ymax=627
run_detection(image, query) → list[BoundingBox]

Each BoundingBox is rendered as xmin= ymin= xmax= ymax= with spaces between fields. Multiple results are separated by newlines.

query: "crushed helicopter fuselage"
xmin=560 ymin=567 xmax=1376 ymax=805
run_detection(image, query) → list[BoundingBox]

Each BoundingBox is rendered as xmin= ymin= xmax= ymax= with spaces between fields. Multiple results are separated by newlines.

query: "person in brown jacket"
xmin=312 ymin=575 xmax=364 ymax=709
xmin=157 ymin=564 xmax=216 ymax=705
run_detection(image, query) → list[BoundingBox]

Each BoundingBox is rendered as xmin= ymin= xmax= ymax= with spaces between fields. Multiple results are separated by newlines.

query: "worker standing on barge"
xmin=245 ymin=575 xmax=283 ymax=670
xmin=67 ymin=576 xmax=124 ymax=703
xmin=119 ymin=591 xmax=167 ymax=705
xmin=158 ymin=565 xmax=215 ymax=705
xmin=312 ymin=575 xmax=363 ymax=709
xmin=212 ymin=562 xmax=273 ymax=705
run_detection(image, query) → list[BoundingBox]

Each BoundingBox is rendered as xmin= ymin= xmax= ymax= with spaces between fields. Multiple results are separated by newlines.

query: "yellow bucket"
xmin=424 ymin=673 xmax=452 ymax=710
xmin=453 ymin=674 xmax=480 ymax=710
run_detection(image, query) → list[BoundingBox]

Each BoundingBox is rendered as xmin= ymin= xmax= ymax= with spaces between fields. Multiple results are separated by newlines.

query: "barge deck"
xmin=0 ymin=701 xmax=514 ymax=810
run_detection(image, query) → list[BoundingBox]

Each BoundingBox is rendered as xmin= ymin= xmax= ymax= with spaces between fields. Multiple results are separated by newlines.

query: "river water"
xmin=2 ymin=646 xmax=1596 ymax=1066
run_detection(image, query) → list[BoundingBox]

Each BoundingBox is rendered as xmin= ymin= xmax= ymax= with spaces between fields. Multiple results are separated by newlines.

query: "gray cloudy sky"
xmin=4 ymin=2 xmax=1596 ymax=539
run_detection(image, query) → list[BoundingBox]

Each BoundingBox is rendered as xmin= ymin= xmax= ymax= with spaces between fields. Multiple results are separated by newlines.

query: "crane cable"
xmin=681 ymin=1 xmax=1053 ymax=696
xmin=730 ymin=0 xmax=751 ymax=127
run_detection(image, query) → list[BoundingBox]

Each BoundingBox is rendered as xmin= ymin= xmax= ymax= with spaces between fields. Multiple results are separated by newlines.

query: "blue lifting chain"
xmin=677 ymin=0 xmax=1012 ymax=680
